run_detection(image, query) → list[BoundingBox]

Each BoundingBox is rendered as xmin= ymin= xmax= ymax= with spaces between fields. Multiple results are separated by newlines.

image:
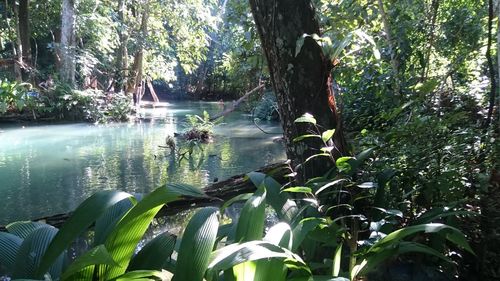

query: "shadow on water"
xmin=0 ymin=101 xmax=285 ymax=224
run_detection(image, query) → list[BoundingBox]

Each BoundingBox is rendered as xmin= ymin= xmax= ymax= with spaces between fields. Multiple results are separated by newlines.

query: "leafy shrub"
xmin=0 ymin=114 xmax=475 ymax=281
xmin=0 ymin=79 xmax=34 ymax=114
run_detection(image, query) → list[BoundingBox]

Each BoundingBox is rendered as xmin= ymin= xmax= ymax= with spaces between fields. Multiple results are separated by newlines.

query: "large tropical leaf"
xmin=6 ymin=221 xmax=47 ymax=239
xmin=128 ymin=232 xmax=176 ymax=271
xmin=110 ymin=270 xmax=173 ymax=281
xmin=172 ymin=207 xmax=220 ymax=281
xmin=207 ymin=241 xmax=307 ymax=273
xmin=252 ymin=223 xmax=294 ymax=281
xmin=0 ymin=231 xmax=23 ymax=272
xmin=61 ymin=245 xmax=119 ymax=281
xmin=104 ymin=183 xmax=206 ymax=279
xmin=37 ymin=190 xmax=133 ymax=277
xmin=370 ymin=223 xmax=473 ymax=254
xmin=247 ymin=172 xmax=298 ymax=224
xmin=13 ymin=225 xmax=64 ymax=279
xmin=94 ymin=198 xmax=135 ymax=246
xmin=234 ymin=187 xmax=266 ymax=242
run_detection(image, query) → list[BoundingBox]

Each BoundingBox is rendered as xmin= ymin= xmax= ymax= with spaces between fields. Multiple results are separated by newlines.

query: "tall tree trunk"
xmin=127 ymin=1 xmax=149 ymax=98
xmin=377 ymin=0 xmax=401 ymax=96
xmin=248 ymin=0 xmax=348 ymax=178
xmin=421 ymin=0 xmax=439 ymax=81
xmin=485 ymin=0 xmax=497 ymax=129
xmin=115 ymin=0 xmax=128 ymax=93
xmin=18 ymin=0 xmax=31 ymax=72
xmin=60 ymin=0 xmax=76 ymax=86
xmin=11 ymin=0 xmax=22 ymax=81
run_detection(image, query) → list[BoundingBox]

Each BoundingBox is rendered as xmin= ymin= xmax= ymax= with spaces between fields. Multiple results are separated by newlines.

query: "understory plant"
xmin=0 ymin=114 xmax=474 ymax=281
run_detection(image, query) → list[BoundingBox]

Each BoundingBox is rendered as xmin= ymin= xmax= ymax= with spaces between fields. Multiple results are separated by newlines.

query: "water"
xmin=0 ymin=101 xmax=285 ymax=224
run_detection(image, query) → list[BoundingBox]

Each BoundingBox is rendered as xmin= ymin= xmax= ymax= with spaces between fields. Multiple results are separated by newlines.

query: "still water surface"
xmin=0 ymin=101 xmax=285 ymax=224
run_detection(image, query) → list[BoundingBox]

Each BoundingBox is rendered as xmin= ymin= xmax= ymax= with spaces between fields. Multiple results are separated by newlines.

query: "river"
xmin=0 ymin=101 xmax=285 ymax=225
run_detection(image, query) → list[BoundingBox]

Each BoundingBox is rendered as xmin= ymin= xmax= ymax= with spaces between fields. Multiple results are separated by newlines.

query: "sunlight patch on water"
xmin=0 ymin=102 xmax=285 ymax=224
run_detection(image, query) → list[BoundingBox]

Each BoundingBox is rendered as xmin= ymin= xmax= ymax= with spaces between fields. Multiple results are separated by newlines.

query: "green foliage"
xmin=0 ymin=79 xmax=33 ymax=114
xmin=0 ymin=183 xmax=209 ymax=281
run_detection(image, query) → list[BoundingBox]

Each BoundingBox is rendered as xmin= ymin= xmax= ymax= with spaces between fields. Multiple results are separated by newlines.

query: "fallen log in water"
xmin=0 ymin=162 xmax=288 ymax=230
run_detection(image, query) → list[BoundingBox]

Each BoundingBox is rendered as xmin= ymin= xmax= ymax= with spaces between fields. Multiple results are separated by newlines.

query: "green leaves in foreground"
xmin=173 ymin=207 xmax=220 ymax=281
xmin=37 ymin=190 xmax=133 ymax=277
xmin=352 ymin=223 xmax=474 ymax=278
xmin=35 ymin=183 xmax=206 ymax=280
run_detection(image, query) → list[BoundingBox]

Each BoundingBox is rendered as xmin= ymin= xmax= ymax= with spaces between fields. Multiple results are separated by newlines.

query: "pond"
xmin=0 ymin=101 xmax=285 ymax=225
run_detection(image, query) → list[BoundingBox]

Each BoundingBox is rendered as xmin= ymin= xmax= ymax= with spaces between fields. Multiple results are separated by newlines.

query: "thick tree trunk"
xmin=60 ymin=0 xmax=76 ymax=86
xmin=248 ymin=0 xmax=348 ymax=177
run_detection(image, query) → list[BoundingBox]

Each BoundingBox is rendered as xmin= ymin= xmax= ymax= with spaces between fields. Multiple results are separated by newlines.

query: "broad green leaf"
xmin=6 ymin=221 xmax=47 ymax=239
xmin=264 ymin=222 xmax=293 ymax=250
xmin=321 ymin=129 xmax=335 ymax=143
xmin=104 ymin=184 xmax=206 ymax=279
xmin=293 ymin=134 xmax=321 ymax=142
xmin=289 ymin=276 xmax=349 ymax=281
xmin=413 ymin=208 xmax=477 ymax=225
xmin=282 ymin=187 xmax=312 ymax=194
xmin=14 ymin=226 xmax=64 ymax=279
xmin=370 ymin=223 xmax=473 ymax=254
xmin=110 ymin=270 xmax=173 ymax=281
xmin=332 ymin=242 xmax=342 ymax=277
xmin=172 ymin=207 xmax=220 ymax=281
xmin=235 ymin=188 xmax=266 ymax=242
xmin=208 ymin=241 xmax=306 ymax=273
xmin=0 ymin=231 xmax=23 ymax=272
xmin=357 ymin=182 xmax=377 ymax=189
xmin=315 ymin=179 xmax=348 ymax=195
xmin=128 ymin=232 xmax=176 ymax=271
xmin=295 ymin=35 xmax=306 ymax=57
xmin=61 ymin=245 xmax=119 ymax=281
xmin=230 ymin=188 xmax=267 ymax=280
xmin=221 ymin=193 xmax=253 ymax=212
xmin=335 ymin=157 xmax=354 ymax=173
xmin=294 ymin=114 xmax=316 ymax=125
xmin=37 ymin=190 xmax=133 ymax=277
xmin=260 ymin=174 xmax=298 ymax=224
xmin=94 ymin=198 xmax=135 ymax=246
xmin=292 ymin=218 xmax=322 ymax=251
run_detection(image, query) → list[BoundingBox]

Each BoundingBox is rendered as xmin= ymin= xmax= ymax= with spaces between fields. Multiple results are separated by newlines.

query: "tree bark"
xmin=115 ymin=0 xmax=128 ymax=93
xmin=18 ymin=0 xmax=31 ymax=70
xmin=127 ymin=1 xmax=149 ymax=98
xmin=484 ymin=0 xmax=497 ymax=129
xmin=11 ymin=0 xmax=22 ymax=81
xmin=248 ymin=0 xmax=348 ymax=178
xmin=60 ymin=0 xmax=76 ymax=86
xmin=421 ymin=0 xmax=439 ymax=81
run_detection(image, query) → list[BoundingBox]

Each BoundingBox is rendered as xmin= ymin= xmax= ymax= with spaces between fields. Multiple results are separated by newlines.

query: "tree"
xmin=60 ymin=0 xmax=76 ymax=86
xmin=114 ymin=0 xmax=128 ymax=92
xmin=17 ymin=0 xmax=31 ymax=74
xmin=248 ymin=0 xmax=348 ymax=176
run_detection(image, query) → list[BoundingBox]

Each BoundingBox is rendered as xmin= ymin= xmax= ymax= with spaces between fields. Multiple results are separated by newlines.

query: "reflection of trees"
xmin=0 ymin=102 xmax=285 ymax=224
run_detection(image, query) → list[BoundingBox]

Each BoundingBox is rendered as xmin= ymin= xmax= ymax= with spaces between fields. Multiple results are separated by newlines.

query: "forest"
xmin=0 ymin=0 xmax=498 ymax=280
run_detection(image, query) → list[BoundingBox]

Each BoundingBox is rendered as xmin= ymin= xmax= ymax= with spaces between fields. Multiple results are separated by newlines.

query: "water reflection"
xmin=0 ymin=102 xmax=285 ymax=224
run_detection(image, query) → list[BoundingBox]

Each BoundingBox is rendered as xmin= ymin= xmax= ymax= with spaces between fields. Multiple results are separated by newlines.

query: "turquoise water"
xmin=0 ymin=101 xmax=285 ymax=224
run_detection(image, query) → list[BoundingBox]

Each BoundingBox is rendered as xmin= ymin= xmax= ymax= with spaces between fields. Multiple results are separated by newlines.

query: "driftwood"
xmin=210 ymin=84 xmax=264 ymax=121
xmin=0 ymin=162 xmax=288 ymax=231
